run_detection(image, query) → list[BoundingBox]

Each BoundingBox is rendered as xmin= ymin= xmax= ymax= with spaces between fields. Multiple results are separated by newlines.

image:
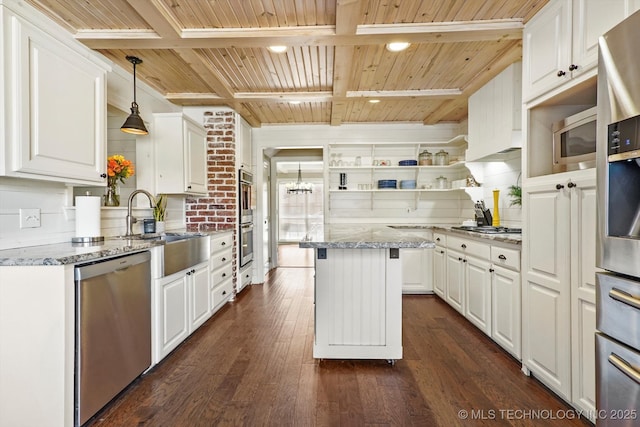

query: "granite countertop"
xmin=0 ymin=228 xmax=234 ymax=266
xmin=435 ymin=226 xmax=522 ymax=245
xmin=299 ymin=224 xmax=436 ymax=249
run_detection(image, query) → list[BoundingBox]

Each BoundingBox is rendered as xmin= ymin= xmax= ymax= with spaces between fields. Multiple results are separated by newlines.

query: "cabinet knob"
xmin=489 ymin=268 xmax=495 ymax=273
xmin=461 ymin=244 xmax=467 ymax=249
xmin=463 ymin=259 xmax=467 ymax=263
xmin=187 ymin=185 xmax=192 ymax=189
xmin=567 ymin=182 xmax=576 ymax=188
xmin=568 ymin=64 xmax=578 ymax=71
xmin=222 ymin=242 xmax=226 ymax=246
xmin=100 ymin=173 xmax=107 ymax=178
xmin=498 ymin=254 xmax=506 ymax=260
xmin=245 ymin=274 xmax=250 ymax=278
xmin=186 ymin=271 xmax=191 ymax=276
xmin=436 ymin=237 xmax=440 ymax=242
xmin=557 ymin=70 xmax=566 ymax=77
xmin=556 ymin=184 xmax=565 ymax=190
xmin=458 ymin=257 xmax=463 ymax=261
xmin=440 ymin=250 xmax=445 ymax=254
xmin=222 ymin=290 xmax=227 ymax=295
xmin=222 ymin=257 xmax=227 ymax=262
xmin=222 ymin=273 xmax=226 ymax=278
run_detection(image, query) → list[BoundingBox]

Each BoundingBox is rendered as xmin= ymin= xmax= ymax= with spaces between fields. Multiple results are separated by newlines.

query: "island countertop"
xmin=299 ymin=224 xmax=436 ymax=249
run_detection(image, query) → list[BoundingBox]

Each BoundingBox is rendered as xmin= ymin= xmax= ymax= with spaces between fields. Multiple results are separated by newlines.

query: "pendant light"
xmin=120 ymin=55 xmax=148 ymax=135
xmin=286 ymin=163 xmax=313 ymax=194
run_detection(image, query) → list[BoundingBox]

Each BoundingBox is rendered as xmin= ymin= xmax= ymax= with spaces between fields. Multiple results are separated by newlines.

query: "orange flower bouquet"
xmin=105 ymin=155 xmax=135 ymax=206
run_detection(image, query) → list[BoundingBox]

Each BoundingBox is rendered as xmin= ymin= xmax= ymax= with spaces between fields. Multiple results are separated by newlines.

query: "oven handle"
xmin=609 ymin=287 xmax=640 ymax=310
xmin=608 ymin=353 xmax=640 ymax=385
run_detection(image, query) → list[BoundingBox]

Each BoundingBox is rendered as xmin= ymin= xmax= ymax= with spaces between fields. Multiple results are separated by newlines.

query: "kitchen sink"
xmin=162 ymin=234 xmax=209 ymax=276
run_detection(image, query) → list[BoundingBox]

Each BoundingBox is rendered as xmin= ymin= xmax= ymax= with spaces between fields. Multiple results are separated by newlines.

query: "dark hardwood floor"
xmin=88 ymin=255 xmax=591 ymax=426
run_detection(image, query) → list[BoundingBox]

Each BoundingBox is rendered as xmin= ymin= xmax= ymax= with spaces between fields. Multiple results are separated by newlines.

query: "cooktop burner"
xmin=451 ymin=226 xmax=522 ymax=234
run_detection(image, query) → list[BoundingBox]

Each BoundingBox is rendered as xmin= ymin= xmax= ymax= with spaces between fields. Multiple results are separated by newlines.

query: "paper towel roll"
xmin=74 ymin=196 xmax=102 ymax=242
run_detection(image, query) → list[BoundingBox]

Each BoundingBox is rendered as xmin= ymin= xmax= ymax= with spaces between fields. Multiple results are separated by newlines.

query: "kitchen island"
xmin=300 ymin=224 xmax=435 ymax=361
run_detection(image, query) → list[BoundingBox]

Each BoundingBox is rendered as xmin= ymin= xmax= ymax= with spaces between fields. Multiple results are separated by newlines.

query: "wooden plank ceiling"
xmin=25 ymin=0 xmax=548 ymax=127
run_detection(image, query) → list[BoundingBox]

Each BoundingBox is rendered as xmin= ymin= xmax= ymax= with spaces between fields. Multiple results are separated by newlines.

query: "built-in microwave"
xmin=552 ymin=106 xmax=597 ymax=173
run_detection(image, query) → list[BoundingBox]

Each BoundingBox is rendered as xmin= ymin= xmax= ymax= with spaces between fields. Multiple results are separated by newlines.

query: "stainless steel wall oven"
xmin=239 ymin=169 xmax=254 ymax=267
xmin=596 ymin=11 xmax=640 ymax=424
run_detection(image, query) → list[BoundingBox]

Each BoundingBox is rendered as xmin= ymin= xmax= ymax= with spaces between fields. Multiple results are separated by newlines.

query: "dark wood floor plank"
xmin=87 ymin=255 xmax=592 ymax=427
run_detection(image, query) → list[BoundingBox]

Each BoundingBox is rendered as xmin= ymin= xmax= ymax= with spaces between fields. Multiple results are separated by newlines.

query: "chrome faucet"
xmin=125 ymin=189 xmax=155 ymax=236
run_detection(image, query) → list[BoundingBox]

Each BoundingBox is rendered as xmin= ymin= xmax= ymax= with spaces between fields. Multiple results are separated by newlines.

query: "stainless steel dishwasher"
xmin=74 ymin=251 xmax=151 ymax=426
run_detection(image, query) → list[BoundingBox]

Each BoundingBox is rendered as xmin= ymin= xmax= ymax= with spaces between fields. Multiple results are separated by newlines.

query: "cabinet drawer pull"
xmin=609 ymin=288 xmax=640 ymax=310
xmin=567 ymin=182 xmax=576 ymax=188
xmin=556 ymin=183 xmax=564 ymax=190
xmin=489 ymin=268 xmax=494 ymax=273
xmin=100 ymin=173 xmax=107 ymax=178
xmin=458 ymin=257 xmax=463 ymax=261
xmin=498 ymin=254 xmax=506 ymax=260
xmin=221 ymin=242 xmax=226 ymax=246
xmin=568 ymin=64 xmax=578 ymax=71
xmin=221 ymin=257 xmax=227 ymax=262
xmin=557 ymin=70 xmax=566 ymax=77
xmin=608 ymin=353 xmax=640 ymax=385
xmin=461 ymin=244 xmax=466 ymax=249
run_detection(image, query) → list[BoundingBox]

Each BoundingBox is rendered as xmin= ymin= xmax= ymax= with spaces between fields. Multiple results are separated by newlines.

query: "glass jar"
xmin=418 ymin=150 xmax=432 ymax=165
xmin=434 ymin=150 xmax=449 ymax=165
xmin=435 ymin=176 xmax=449 ymax=189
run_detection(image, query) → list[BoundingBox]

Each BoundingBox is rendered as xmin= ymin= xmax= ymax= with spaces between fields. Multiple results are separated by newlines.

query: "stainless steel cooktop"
xmin=451 ymin=226 xmax=522 ymax=234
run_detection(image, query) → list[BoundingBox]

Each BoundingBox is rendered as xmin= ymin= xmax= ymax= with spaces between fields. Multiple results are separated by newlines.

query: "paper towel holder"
xmin=72 ymin=192 xmax=105 ymax=244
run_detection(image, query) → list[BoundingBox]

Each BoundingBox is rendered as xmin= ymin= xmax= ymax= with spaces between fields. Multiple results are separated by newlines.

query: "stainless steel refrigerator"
xmin=596 ymin=10 xmax=640 ymax=424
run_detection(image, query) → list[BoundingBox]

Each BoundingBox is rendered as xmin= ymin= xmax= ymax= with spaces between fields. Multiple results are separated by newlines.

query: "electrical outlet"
xmin=19 ymin=208 xmax=41 ymax=228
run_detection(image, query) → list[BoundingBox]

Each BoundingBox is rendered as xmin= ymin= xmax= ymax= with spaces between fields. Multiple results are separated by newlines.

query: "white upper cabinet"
xmin=523 ymin=0 xmax=636 ymax=103
xmin=237 ymin=115 xmax=252 ymax=170
xmin=154 ymin=113 xmax=207 ymax=195
xmin=467 ymin=62 xmax=522 ymax=162
xmin=0 ymin=5 xmax=109 ymax=184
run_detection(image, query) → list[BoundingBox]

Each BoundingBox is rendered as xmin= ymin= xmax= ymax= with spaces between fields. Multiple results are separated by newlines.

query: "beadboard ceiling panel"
xmin=24 ymin=0 xmax=549 ymax=127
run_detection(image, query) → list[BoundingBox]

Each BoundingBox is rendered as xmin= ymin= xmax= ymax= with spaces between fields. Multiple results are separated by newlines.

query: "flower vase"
xmin=155 ymin=221 xmax=165 ymax=233
xmin=104 ymin=183 xmax=120 ymax=207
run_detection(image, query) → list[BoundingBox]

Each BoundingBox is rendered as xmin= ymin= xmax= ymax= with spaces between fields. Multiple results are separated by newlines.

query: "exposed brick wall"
xmin=185 ymin=109 xmax=239 ymax=291
xmin=185 ymin=110 xmax=237 ymax=232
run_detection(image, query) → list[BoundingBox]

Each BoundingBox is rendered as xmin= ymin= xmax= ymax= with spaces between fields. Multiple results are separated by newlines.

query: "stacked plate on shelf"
xmin=398 ymin=159 xmax=418 ymax=166
xmin=377 ymin=179 xmax=397 ymax=189
xmin=399 ymin=180 xmax=417 ymax=189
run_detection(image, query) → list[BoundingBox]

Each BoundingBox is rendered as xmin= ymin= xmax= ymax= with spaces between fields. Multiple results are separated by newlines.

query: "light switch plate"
xmin=19 ymin=208 xmax=41 ymax=228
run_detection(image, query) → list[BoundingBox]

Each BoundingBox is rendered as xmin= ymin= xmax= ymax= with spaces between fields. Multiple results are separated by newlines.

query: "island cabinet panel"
xmin=314 ymin=248 xmax=402 ymax=360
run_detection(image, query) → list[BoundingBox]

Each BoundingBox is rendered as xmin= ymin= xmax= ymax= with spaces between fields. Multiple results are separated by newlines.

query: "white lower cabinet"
xmin=433 ymin=244 xmax=446 ymax=298
xmin=464 ymin=255 xmax=492 ymax=336
xmin=522 ymin=169 xmax=597 ymax=410
xmin=491 ymin=260 xmax=522 ymax=359
xmin=209 ymin=231 xmax=234 ymax=313
xmin=402 ymin=247 xmax=433 ymax=294
xmin=435 ymin=230 xmax=522 ymax=359
xmin=155 ymin=261 xmax=209 ymax=363
xmin=445 ymin=249 xmax=465 ymax=315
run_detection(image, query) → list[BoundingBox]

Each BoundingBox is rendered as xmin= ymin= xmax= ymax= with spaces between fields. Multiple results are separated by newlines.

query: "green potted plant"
xmin=153 ymin=194 xmax=167 ymax=232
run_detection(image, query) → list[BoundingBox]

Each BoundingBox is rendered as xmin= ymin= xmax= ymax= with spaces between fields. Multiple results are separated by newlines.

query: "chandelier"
xmin=286 ymin=163 xmax=313 ymax=194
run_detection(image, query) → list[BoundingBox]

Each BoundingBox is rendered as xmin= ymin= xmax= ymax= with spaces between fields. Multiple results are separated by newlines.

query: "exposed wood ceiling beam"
xmin=331 ymin=1 xmax=361 ymax=126
xmin=77 ymin=20 xmax=523 ymax=49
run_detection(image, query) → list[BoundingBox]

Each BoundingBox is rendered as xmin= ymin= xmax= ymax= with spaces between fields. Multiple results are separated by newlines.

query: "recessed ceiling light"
xmin=268 ymin=45 xmax=287 ymax=53
xmin=289 ymin=100 xmax=301 ymax=105
xmin=369 ymin=99 xmax=381 ymax=104
xmin=386 ymin=42 xmax=410 ymax=52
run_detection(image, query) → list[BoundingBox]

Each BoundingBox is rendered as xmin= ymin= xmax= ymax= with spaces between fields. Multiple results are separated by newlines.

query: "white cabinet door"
xmin=569 ymin=174 xmax=597 ymax=417
xmin=492 ymin=266 xmax=521 ymax=359
xmin=523 ymin=0 xmax=572 ymax=101
xmin=189 ymin=263 xmax=211 ymax=332
xmin=571 ymin=0 xmax=631 ymax=79
xmin=522 ymin=177 xmax=572 ymax=400
xmin=154 ymin=113 xmax=207 ymax=195
xmin=402 ymin=248 xmax=433 ymax=294
xmin=433 ymin=245 xmax=446 ymax=298
xmin=464 ymin=255 xmax=492 ymax=336
xmin=184 ymin=120 xmax=207 ymax=194
xmin=157 ymin=274 xmax=189 ymax=361
xmin=445 ymin=249 xmax=465 ymax=315
xmin=4 ymin=12 xmax=107 ymax=184
xmin=238 ymin=116 xmax=252 ymax=169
